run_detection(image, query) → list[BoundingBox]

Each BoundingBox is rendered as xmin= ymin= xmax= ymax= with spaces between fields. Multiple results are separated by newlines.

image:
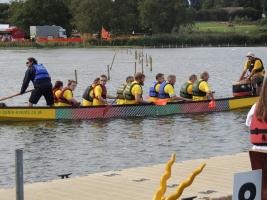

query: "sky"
xmin=0 ymin=0 xmax=9 ymax=2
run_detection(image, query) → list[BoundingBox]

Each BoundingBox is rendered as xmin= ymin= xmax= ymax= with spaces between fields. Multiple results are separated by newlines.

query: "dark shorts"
xmin=29 ymin=86 xmax=54 ymax=105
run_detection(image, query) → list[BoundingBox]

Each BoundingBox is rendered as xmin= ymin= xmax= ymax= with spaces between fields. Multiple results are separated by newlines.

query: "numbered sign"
xmin=233 ymin=169 xmax=262 ymax=200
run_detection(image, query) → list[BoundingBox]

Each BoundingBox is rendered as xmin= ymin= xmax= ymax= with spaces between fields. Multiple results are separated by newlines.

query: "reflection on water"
xmin=0 ymin=47 xmax=260 ymax=187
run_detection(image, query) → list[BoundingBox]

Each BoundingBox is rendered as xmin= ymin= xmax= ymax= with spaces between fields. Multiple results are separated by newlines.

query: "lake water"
xmin=0 ymin=47 xmax=264 ymax=187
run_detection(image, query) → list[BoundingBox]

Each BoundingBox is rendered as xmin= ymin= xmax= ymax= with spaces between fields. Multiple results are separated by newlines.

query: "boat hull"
xmin=0 ymin=96 xmax=258 ymax=121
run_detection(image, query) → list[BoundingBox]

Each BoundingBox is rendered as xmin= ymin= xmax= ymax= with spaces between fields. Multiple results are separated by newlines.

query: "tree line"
xmin=0 ymin=0 xmax=266 ymax=36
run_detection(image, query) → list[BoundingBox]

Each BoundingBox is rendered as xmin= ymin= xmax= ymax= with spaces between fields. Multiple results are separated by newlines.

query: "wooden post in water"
xmin=107 ymin=65 xmax=110 ymax=80
xmin=74 ymin=69 xmax=78 ymax=83
xmin=139 ymin=50 xmax=141 ymax=64
xmin=16 ymin=149 xmax=24 ymax=200
xmin=141 ymin=53 xmax=144 ymax=74
xmin=134 ymin=62 xmax=137 ymax=74
xmin=146 ymin=53 xmax=148 ymax=66
xmin=149 ymin=56 xmax=153 ymax=72
xmin=135 ymin=50 xmax=138 ymax=60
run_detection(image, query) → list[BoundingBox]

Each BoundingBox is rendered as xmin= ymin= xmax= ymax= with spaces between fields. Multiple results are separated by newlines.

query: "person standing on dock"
xmin=158 ymin=75 xmax=190 ymax=102
xmin=180 ymin=74 xmax=197 ymax=99
xmin=148 ymin=73 xmax=165 ymax=103
xmin=246 ymin=77 xmax=267 ymax=150
xmin=20 ymin=57 xmax=54 ymax=107
xmin=52 ymin=81 xmax=63 ymax=106
xmin=92 ymin=75 xmax=116 ymax=106
xmin=123 ymin=72 xmax=148 ymax=104
xmin=116 ymin=76 xmax=134 ymax=105
xmin=240 ymin=52 xmax=265 ymax=96
xmin=82 ymin=78 xmax=100 ymax=106
xmin=58 ymin=80 xmax=80 ymax=107
xmin=192 ymin=72 xmax=214 ymax=101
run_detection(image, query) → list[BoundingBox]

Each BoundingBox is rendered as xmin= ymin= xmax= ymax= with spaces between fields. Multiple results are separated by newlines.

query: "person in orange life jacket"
xmin=123 ymin=72 xmax=149 ymax=104
xmin=240 ymin=52 xmax=265 ymax=96
xmin=58 ymin=80 xmax=80 ymax=107
xmin=192 ymin=71 xmax=214 ymax=101
xmin=149 ymin=73 xmax=165 ymax=102
xmin=52 ymin=81 xmax=63 ymax=106
xmin=92 ymin=75 xmax=116 ymax=106
xmin=246 ymin=77 xmax=267 ymax=151
xmin=20 ymin=57 xmax=54 ymax=107
xmin=158 ymin=75 xmax=190 ymax=102
xmin=180 ymin=74 xmax=197 ymax=99
xmin=82 ymin=77 xmax=100 ymax=106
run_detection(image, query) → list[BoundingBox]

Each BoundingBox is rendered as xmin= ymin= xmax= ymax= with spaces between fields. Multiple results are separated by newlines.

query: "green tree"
xmin=9 ymin=0 xmax=72 ymax=36
xmin=139 ymin=0 xmax=192 ymax=33
xmin=0 ymin=3 xmax=9 ymax=24
xmin=110 ymin=0 xmax=141 ymax=33
xmin=70 ymin=0 xmax=113 ymax=33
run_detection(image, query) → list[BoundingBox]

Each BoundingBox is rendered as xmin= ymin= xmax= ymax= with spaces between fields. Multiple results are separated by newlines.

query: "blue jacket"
xmin=149 ymin=82 xmax=159 ymax=97
xmin=34 ymin=64 xmax=50 ymax=82
xmin=158 ymin=81 xmax=171 ymax=99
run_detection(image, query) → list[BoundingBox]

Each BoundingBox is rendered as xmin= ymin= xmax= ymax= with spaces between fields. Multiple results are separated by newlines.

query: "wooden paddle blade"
xmin=154 ymin=99 xmax=168 ymax=106
xmin=208 ymin=100 xmax=216 ymax=109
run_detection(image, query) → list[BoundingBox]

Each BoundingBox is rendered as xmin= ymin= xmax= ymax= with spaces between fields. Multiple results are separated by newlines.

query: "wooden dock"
xmin=0 ymin=153 xmax=251 ymax=200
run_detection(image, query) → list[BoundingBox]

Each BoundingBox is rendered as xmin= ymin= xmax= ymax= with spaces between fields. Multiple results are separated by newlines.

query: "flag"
xmin=101 ymin=27 xmax=111 ymax=40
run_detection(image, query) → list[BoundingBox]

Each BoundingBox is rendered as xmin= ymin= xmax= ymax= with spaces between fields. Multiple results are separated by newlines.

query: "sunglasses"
xmin=26 ymin=61 xmax=30 ymax=64
xmin=100 ymin=79 xmax=107 ymax=82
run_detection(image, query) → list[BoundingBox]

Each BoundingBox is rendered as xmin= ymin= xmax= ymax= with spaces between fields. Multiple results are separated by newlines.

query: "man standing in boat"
xmin=192 ymin=71 xmax=214 ymax=101
xmin=158 ymin=75 xmax=190 ymax=102
xmin=20 ymin=57 xmax=54 ymax=107
xmin=180 ymin=74 xmax=197 ymax=99
xmin=240 ymin=52 xmax=265 ymax=96
xmin=123 ymin=72 xmax=148 ymax=104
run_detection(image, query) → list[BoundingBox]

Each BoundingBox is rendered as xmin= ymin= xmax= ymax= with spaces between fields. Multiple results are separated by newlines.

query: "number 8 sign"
xmin=233 ymin=170 xmax=262 ymax=200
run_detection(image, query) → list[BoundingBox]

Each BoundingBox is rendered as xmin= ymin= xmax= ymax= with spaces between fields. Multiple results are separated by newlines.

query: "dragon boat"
xmin=0 ymin=96 xmax=258 ymax=121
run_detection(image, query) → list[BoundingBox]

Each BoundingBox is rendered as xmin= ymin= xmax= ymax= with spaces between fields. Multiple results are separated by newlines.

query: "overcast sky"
xmin=0 ymin=0 xmax=9 ymax=2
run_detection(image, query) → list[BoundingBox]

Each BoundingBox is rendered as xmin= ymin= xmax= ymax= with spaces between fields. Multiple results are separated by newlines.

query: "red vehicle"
xmin=0 ymin=27 xmax=25 ymax=42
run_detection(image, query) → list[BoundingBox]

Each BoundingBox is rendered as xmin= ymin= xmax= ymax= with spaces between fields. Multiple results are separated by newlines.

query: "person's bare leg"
xmin=28 ymin=102 xmax=33 ymax=107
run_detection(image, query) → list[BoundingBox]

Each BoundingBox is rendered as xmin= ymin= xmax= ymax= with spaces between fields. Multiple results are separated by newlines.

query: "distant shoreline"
xmin=1 ymin=32 xmax=267 ymax=49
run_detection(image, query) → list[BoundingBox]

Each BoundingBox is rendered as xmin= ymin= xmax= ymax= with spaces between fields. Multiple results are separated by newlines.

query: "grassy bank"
xmin=194 ymin=21 xmax=259 ymax=33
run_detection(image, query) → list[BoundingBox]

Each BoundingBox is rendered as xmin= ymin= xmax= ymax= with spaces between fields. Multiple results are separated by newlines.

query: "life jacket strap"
xmin=250 ymin=128 xmax=267 ymax=134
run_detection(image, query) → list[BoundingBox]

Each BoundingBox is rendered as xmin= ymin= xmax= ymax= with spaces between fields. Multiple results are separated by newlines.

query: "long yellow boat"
xmin=0 ymin=96 xmax=258 ymax=121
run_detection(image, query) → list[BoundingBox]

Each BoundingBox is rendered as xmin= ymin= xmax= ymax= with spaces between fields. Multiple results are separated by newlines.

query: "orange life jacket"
xmin=58 ymin=87 xmax=73 ymax=105
xmin=53 ymin=88 xmax=61 ymax=103
xmin=250 ymin=107 xmax=267 ymax=145
xmin=93 ymin=84 xmax=107 ymax=100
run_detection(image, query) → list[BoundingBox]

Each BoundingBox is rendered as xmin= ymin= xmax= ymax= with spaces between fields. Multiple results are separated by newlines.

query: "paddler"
xmin=123 ymin=72 xmax=148 ymax=104
xmin=148 ymin=73 xmax=165 ymax=102
xmin=158 ymin=75 xmax=190 ymax=102
xmin=246 ymin=77 xmax=267 ymax=150
xmin=52 ymin=81 xmax=63 ymax=106
xmin=58 ymin=80 xmax=80 ymax=107
xmin=240 ymin=52 xmax=265 ymax=96
xmin=116 ymin=76 xmax=134 ymax=105
xmin=20 ymin=57 xmax=54 ymax=107
xmin=92 ymin=75 xmax=116 ymax=106
xmin=192 ymin=71 xmax=214 ymax=101
xmin=180 ymin=74 xmax=197 ymax=99
xmin=82 ymin=78 xmax=100 ymax=106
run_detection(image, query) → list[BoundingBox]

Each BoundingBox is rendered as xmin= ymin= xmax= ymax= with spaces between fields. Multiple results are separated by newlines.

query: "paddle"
xmin=208 ymin=100 xmax=216 ymax=109
xmin=0 ymin=89 xmax=33 ymax=102
xmin=153 ymin=99 xmax=168 ymax=106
